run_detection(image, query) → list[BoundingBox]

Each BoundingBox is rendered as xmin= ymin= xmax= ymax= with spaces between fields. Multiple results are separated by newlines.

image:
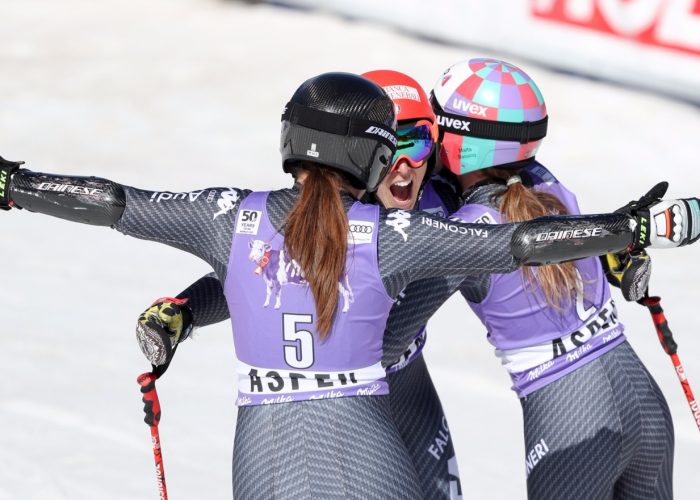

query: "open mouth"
xmin=389 ymin=179 xmax=413 ymax=203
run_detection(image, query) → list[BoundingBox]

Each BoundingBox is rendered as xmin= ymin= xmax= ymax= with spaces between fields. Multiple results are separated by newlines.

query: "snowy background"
xmin=1 ymin=0 xmax=699 ymax=498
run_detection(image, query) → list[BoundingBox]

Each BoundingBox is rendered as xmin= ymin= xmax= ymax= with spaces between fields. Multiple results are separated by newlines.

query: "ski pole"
xmin=638 ymin=295 xmax=700 ymax=432
xmin=137 ymin=372 xmax=169 ymax=500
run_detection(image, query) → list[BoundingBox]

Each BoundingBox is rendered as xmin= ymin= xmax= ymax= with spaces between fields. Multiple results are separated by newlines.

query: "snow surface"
xmin=0 ymin=1 xmax=698 ymax=499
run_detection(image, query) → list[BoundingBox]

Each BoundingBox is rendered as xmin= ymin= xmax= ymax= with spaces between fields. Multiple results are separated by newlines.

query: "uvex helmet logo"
xmin=436 ymin=115 xmax=471 ymax=132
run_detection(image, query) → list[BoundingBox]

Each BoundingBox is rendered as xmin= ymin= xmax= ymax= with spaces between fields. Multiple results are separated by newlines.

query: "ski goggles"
xmin=391 ymin=119 xmax=438 ymax=170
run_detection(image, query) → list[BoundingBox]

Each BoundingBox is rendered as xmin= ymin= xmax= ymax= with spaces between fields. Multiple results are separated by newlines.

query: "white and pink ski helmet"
xmin=431 ymin=58 xmax=548 ymax=175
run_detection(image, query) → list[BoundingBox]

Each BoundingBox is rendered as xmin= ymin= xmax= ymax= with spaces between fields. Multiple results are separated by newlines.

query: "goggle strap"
xmin=391 ymin=153 xmax=426 ymax=170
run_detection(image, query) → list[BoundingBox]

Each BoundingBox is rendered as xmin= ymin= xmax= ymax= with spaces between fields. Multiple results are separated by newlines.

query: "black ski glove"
xmin=0 ymin=156 xmax=25 ymax=210
xmin=600 ymin=250 xmax=651 ymax=302
xmin=136 ymin=297 xmax=194 ymax=367
xmin=617 ymin=182 xmax=700 ymax=250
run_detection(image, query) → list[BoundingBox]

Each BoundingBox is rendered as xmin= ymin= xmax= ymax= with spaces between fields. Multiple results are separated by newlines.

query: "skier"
xmin=1 ymin=71 xmax=696 ymax=499
xmin=365 ymin=69 xmax=463 ymax=499
xmin=434 ymin=58 xmax=680 ymax=499
xmin=137 ymin=69 xmax=465 ymax=499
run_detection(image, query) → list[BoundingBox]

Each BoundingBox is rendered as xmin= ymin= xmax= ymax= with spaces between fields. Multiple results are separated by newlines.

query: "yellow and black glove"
xmin=135 ymin=297 xmax=193 ymax=367
xmin=600 ymin=250 xmax=651 ymax=302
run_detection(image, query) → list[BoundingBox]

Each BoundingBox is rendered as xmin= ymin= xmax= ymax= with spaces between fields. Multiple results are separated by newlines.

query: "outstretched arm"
xmin=8 ymin=169 xmax=127 ymax=225
xmin=512 ymin=183 xmax=700 ymax=264
xmin=1 ymin=158 xmax=250 ymax=274
xmin=378 ymin=183 xmax=699 ymax=298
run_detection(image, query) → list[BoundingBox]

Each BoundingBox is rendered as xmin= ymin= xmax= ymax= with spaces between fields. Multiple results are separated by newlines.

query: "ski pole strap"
xmin=151 ymin=342 xmax=178 ymax=380
xmin=637 ymin=295 xmax=678 ymax=355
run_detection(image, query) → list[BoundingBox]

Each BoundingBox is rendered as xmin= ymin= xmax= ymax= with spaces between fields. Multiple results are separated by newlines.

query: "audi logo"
xmin=350 ymin=224 xmax=373 ymax=234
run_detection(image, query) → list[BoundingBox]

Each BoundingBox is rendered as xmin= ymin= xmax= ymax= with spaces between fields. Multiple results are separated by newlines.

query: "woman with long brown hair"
xmin=1 ymin=70 xmax=697 ymax=499
xmin=137 ymin=69 xmax=466 ymax=499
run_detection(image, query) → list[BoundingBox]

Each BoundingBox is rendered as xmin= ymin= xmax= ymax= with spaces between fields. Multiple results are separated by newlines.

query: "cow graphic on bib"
xmin=248 ymin=238 xmax=354 ymax=311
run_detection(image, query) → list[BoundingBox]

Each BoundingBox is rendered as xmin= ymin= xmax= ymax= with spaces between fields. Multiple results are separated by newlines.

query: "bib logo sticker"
xmin=240 ymin=362 xmax=384 ymax=398
xmin=236 ymin=209 xmax=262 ymax=235
xmin=551 ymin=300 xmax=619 ymax=359
xmin=473 ymin=212 xmax=498 ymax=225
xmin=248 ymin=240 xmax=354 ymax=311
xmin=386 ymin=210 xmax=411 ymax=242
xmin=348 ymin=220 xmax=374 ymax=245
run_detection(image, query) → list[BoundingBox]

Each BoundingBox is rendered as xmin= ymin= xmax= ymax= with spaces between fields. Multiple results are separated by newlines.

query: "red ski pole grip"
xmin=137 ymin=372 xmax=162 ymax=427
xmin=138 ymin=372 xmax=157 ymax=389
xmin=639 ymin=296 xmax=678 ymax=355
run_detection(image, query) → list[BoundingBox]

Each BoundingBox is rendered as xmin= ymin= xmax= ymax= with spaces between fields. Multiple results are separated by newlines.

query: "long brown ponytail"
xmin=485 ymin=167 xmax=581 ymax=309
xmin=284 ymin=165 xmax=350 ymax=338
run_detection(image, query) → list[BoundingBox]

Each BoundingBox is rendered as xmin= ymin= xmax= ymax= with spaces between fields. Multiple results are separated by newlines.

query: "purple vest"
xmin=224 ymin=192 xmax=394 ymax=406
xmin=452 ymin=164 xmax=626 ymax=397
xmin=385 ymin=178 xmax=453 ymax=375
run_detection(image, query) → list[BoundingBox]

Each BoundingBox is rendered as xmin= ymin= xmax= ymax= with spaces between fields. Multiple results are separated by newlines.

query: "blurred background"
xmin=1 ymin=0 xmax=698 ymax=498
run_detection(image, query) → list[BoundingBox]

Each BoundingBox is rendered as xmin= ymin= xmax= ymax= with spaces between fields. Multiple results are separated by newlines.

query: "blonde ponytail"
xmin=487 ymin=168 xmax=581 ymax=309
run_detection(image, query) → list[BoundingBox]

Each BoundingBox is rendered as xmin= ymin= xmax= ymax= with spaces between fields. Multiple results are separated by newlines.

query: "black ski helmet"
xmin=280 ymin=72 xmax=398 ymax=192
